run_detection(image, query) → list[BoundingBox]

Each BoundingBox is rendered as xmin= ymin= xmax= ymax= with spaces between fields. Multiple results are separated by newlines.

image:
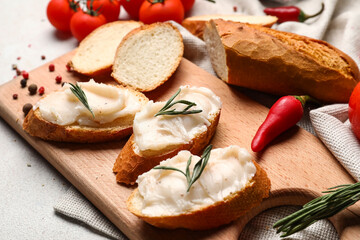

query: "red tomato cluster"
xmin=47 ymin=0 xmax=196 ymax=41
xmin=47 ymin=0 xmax=120 ymax=41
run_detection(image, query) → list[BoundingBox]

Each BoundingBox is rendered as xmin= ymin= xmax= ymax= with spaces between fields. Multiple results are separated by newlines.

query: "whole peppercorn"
xmin=49 ymin=64 xmax=55 ymax=72
xmin=20 ymin=79 xmax=27 ymax=88
xmin=55 ymin=75 xmax=62 ymax=84
xmin=22 ymin=103 xmax=33 ymax=116
xmin=16 ymin=69 xmax=21 ymax=76
xmin=41 ymin=55 xmax=46 ymax=60
xmin=28 ymin=84 xmax=38 ymax=95
xmin=38 ymin=86 xmax=45 ymax=95
xmin=13 ymin=94 xmax=18 ymax=100
xmin=22 ymin=71 xmax=29 ymax=80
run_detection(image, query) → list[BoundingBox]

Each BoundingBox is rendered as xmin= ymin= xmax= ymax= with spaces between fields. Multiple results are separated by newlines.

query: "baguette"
xmin=204 ymin=19 xmax=360 ymax=103
xmin=68 ymin=21 xmax=143 ymax=76
xmin=111 ymin=22 xmax=184 ymax=92
xmin=182 ymin=14 xmax=277 ymax=39
xmin=113 ymin=86 xmax=222 ymax=184
xmin=127 ymin=146 xmax=271 ymax=230
xmin=23 ymin=80 xmax=148 ymax=143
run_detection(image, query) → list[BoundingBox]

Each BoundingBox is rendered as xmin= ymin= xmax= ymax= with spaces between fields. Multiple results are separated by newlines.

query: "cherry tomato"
xmin=349 ymin=82 xmax=360 ymax=140
xmin=86 ymin=0 xmax=121 ymax=22
xmin=139 ymin=0 xmax=184 ymax=24
xmin=180 ymin=0 xmax=195 ymax=12
xmin=70 ymin=10 xmax=107 ymax=41
xmin=121 ymin=0 xmax=145 ymax=20
xmin=46 ymin=0 xmax=78 ymax=31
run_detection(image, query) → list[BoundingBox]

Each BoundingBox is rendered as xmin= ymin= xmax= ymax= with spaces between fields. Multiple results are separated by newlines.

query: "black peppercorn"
xmin=20 ymin=79 xmax=27 ymax=88
xmin=12 ymin=94 xmax=18 ymax=100
xmin=22 ymin=103 xmax=33 ymax=116
xmin=28 ymin=84 xmax=37 ymax=95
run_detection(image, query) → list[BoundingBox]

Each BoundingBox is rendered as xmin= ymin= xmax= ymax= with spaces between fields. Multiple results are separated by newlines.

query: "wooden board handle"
xmin=232 ymin=188 xmax=360 ymax=239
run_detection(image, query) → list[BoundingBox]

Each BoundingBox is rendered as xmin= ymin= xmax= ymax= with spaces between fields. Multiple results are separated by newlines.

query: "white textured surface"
xmin=0 ymin=0 xmax=122 ymax=239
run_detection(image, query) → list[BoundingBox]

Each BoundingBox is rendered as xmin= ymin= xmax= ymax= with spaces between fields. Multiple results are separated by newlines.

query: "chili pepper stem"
xmin=300 ymin=3 xmax=325 ymax=22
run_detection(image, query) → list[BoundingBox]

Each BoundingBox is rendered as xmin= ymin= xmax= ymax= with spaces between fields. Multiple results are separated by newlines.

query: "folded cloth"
xmin=54 ymin=0 xmax=360 ymax=239
xmin=310 ymin=104 xmax=360 ymax=181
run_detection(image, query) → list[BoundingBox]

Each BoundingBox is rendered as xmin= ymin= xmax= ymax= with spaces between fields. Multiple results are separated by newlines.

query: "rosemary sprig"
xmin=154 ymin=88 xmax=202 ymax=117
xmin=273 ymin=182 xmax=360 ymax=238
xmin=68 ymin=82 xmax=95 ymax=118
xmin=154 ymin=145 xmax=212 ymax=192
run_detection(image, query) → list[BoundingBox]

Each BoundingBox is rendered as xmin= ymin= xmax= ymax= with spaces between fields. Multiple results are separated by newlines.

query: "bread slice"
xmin=182 ymin=15 xmax=277 ymax=39
xmin=113 ymin=86 xmax=221 ymax=184
xmin=204 ymin=19 xmax=360 ymax=103
xmin=127 ymin=146 xmax=271 ymax=230
xmin=111 ymin=22 xmax=184 ymax=92
xmin=68 ymin=21 xmax=143 ymax=76
xmin=23 ymin=81 xmax=148 ymax=143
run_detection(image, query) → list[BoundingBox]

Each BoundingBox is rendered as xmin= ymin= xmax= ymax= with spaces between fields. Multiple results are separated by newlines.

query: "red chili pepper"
xmin=251 ymin=95 xmax=309 ymax=152
xmin=264 ymin=3 xmax=324 ymax=23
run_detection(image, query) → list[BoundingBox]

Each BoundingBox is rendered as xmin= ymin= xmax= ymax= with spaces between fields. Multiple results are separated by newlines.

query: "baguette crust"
xmin=205 ymin=19 xmax=360 ymax=103
xmin=111 ymin=22 xmax=184 ymax=92
xmin=68 ymin=21 xmax=143 ymax=77
xmin=113 ymin=111 xmax=221 ymax=185
xmin=127 ymin=160 xmax=270 ymax=230
xmin=23 ymin=86 xmax=148 ymax=143
xmin=182 ymin=15 xmax=277 ymax=39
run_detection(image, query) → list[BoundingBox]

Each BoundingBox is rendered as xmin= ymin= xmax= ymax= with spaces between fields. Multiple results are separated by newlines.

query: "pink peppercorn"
xmin=55 ymin=75 xmax=62 ymax=84
xmin=49 ymin=64 xmax=55 ymax=72
xmin=38 ymin=86 xmax=45 ymax=95
xmin=22 ymin=71 xmax=29 ymax=80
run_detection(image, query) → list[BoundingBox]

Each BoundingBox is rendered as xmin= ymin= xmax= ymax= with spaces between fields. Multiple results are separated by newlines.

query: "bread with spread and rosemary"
xmin=113 ymin=85 xmax=222 ymax=185
xmin=23 ymin=80 xmax=148 ymax=143
xmin=127 ymin=145 xmax=271 ymax=230
xmin=68 ymin=21 xmax=143 ymax=76
xmin=204 ymin=19 xmax=360 ymax=103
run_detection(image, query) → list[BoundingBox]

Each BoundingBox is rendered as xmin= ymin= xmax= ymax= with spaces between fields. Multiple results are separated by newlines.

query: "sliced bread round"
xmin=68 ymin=21 xmax=143 ymax=76
xmin=111 ymin=22 xmax=184 ymax=92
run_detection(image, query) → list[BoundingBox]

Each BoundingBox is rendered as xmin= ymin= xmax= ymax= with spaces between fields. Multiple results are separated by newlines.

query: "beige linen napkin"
xmin=54 ymin=0 xmax=360 ymax=239
xmin=310 ymin=104 xmax=360 ymax=182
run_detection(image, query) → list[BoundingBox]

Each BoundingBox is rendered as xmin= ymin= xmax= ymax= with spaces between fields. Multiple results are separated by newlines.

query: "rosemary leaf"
xmin=68 ymin=82 xmax=95 ymax=118
xmin=273 ymin=181 xmax=360 ymax=238
xmin=155 ymin=88 xmax=202 ymax=117
xmin=153 ymin=145 xmax=213 ymax=192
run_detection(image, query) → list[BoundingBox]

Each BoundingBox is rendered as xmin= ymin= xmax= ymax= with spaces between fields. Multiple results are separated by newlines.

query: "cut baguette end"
xmin=127 ymin=160 xmax=270 ymax=230
xmin=182 ymin=14 xmax=278 ymax=39
xmin=69 ymin=21 xmax=143 ymax=77
xmin=111 ymin=22 xmax=184 ymax=92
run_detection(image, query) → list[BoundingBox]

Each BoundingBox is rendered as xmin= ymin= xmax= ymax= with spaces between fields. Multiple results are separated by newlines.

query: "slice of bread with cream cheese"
xmin=113 ymin=85 xmax=222 ymax=184
xmin=127 ymin=145 xmax=271 ymax=230
xmin=23 ymin=80 xmax=148 ymax=143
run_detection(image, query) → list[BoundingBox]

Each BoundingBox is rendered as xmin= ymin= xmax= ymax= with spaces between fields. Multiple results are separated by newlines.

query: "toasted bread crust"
xmin=127 ymin=161 xmax=271 ymax=230
xmin=23 ymin=86 xmax=148 ymax=143
xmin=113 ymin=111 xmax=221 ymax=185
xmin=111 ymin=22 xmax=184 ymax=92
xmin=206 ymin=19 xmax=360 ymax=103
xmin=68 ymin=21 xmax=143 ymax=77
xmin=182 ymin=15 xmax=277 ymax=39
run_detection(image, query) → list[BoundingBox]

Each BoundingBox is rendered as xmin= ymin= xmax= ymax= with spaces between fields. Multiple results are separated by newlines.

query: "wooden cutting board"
xmin=0 ymin=50 xmax=359 ymax=239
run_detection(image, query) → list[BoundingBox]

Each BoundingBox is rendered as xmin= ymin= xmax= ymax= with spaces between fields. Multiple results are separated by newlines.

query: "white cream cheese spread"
xmin=136 ymin=145 xmax=256 ymax=216
xmin=132 ymin=86 xmax=221 ymax=154
xmin=34 ymin=79 xmax=143 ymax=127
